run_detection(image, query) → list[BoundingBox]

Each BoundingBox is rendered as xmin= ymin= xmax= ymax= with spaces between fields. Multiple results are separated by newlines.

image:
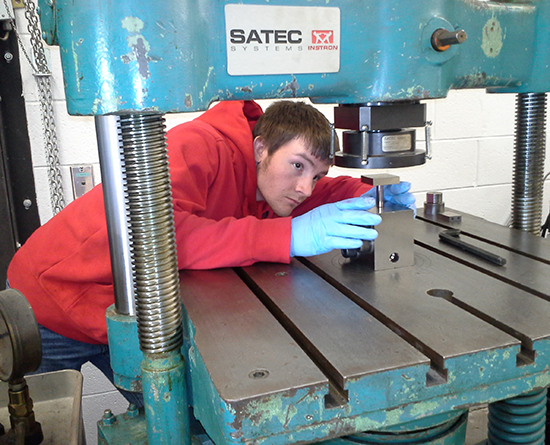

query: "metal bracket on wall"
xmin=11 ymin=0 xmax=23 ymax=9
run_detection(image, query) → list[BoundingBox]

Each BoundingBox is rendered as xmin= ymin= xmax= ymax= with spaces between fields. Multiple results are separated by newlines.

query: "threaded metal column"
xmin=118 ymin=113 xmax=188 ymax=444
xmin=511 ymin=93 xmax=547 ymax=235
xmin=119 ymin=114 xmax=183 ymax=354
xmin=488 ymin=389 xmax=547 ymax=445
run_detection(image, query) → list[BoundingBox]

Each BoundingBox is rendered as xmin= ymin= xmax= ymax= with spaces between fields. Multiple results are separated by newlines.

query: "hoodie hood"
xmin=197 ymin=100 xmax=263 ymax=153
xmin=196 ymin=100 xmax=264 ymax=215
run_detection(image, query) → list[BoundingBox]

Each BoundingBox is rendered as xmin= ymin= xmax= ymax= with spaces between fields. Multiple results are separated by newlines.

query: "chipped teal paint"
xmin=142 ymin=351 xmax=190 ymax=445
xmin=121 ymin=16 xmax=144 ymax=33
xmin=105 ymin=305 xmax=142 ymax=393
xmin=99 ymin=368 xmax=550 ymax=444
xmin=534 ymin=373 xmax=550 ymax=388
xmin=380 ymin=410 xmax=465 ymax=433
xmin=71 ymin=40 xmax=80 ymax=93
xmin=238 ymin=390 xmax=328 ymax=438
xmin=102 ymin=307 xmax=550 ymax=444
xmin=91 ymin=98 xmax=100 ymax=115
xmin=342 ymin=345 xmax=522 ymax=418
xmin=481 ymin=15 xmax=504 ymax=58
xmin=350 ymin=411 xmax=392 ymax=434
xmin=284 ymin=405 xmax=298 ymax=428
xmin=175 ymin=308 xmax=550 ymax=444
xmin=410 ymin=400 xmax=443 ymax=418
xmin=243 ymin=395 xmax=284 ymax=427
xmin=385 ymin=408 xmax=405 ymax=428
xmin=439 ymin=345 xmax=521 ymax=395
xmin=200 ymin=67 xmax=215 ymax=101
xmin=121 ymin=16 xmax=153 ymax=80
xmin=37 ymin=0 xmax=550 ymax=115
xmin=345 ymin=363 xmax=431 ymax=414
xmin=182 ymin=328 xmax=238 ymax=445
xmin=97 ymin=406 xmax=149 ymax=444
xmin=185 ymin=94 xmax=193 ymax=108
xmin=106 ymin=307 xmax=190 ymax=444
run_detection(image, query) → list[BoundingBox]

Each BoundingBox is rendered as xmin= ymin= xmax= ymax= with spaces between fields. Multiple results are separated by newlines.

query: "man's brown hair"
xmin=252 ymin=101 xmax=334 ymax=161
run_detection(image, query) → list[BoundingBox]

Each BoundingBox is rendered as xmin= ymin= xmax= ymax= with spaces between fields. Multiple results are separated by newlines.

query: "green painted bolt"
xmin=126 ymin=403 xmax=139 ymax=418
xmin=102 ymin=409 xmax=116 ymax=426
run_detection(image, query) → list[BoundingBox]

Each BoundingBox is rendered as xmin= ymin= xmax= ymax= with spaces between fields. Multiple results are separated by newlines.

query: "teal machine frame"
xmin=35 ymin=1 xmax=550 ymax=444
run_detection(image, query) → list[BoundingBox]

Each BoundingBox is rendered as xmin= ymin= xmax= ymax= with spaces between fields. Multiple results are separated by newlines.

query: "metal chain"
xmin=36 ymin=75 xmax=66 ymax=213
xmin=22 ymin=0 xmax=48 ymax=73
xmin=3 ymin=0 xmax=65 ymax=214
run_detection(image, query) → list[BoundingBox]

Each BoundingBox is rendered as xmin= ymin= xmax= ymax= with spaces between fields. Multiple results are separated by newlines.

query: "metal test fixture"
xmin=4 ymin=1 xmax=550 ymax=444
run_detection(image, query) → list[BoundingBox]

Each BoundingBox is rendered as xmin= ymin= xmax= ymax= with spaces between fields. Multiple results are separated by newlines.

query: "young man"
xmin=7 ymin=100 xmax=414 ymax=402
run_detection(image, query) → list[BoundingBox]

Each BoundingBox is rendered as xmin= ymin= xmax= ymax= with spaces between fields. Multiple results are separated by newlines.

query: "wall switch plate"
xmin=70 ymin=165 xmax=94 ymax=199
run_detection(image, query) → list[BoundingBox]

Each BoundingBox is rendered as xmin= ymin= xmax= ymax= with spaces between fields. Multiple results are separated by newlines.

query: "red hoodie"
xmin=7 ymin=100 xmax=369 ymax=344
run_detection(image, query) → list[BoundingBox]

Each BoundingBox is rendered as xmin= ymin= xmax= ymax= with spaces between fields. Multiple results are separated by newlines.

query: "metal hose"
xmin=511 ymin=93 xmax=547 ymax=235
xmin=119 ymin=114 xmax=183 ymax=354
xmin=488 ymin=389 xmax=547 ymax=445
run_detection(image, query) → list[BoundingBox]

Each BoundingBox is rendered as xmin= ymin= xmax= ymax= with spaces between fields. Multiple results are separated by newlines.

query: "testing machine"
xmin=5 ymin=1 xmax=550 ymax=445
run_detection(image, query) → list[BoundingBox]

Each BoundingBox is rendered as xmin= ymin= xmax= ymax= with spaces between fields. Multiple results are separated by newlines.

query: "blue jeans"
xmin=34 ymin=324 xmax=144 ymax=408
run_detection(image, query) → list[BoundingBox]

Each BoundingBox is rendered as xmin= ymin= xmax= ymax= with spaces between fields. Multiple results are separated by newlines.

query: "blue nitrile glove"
xmin=290 ymin=197 xmax=382 ymax=257
xmin=363 ymin=181 xmax=416 ymax=214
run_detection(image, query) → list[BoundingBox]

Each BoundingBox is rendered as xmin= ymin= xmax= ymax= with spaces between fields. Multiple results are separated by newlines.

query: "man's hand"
xmin=363 ymin=181 xmax=416 ymax=213
xmin=290 ymin=197 xmax=381 ymax=257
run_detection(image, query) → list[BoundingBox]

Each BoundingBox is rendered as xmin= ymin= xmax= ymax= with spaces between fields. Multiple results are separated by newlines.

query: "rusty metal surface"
xmin=414 ymin=216 xmax=550 ymax=315
xmin=180 ymin=268 xmax=328 ymax=402
xmin=303 ymin=251 xmax=520 ymax=370
xmin=417 ymin=208 xmax=550 ymax=263
xmin=238 ymin=260 xmax=430 ymax=390
xmin=179 ymin=209 xmax=550 ymax=444
xmin=413 ymin=217 xmax=550 ymax=352
xmin=178 ymin=214 xmax=550 ymax=401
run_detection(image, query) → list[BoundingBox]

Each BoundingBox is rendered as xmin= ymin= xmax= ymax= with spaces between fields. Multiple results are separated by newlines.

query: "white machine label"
xmin=225 ymin=4 xmax=340 ymax=76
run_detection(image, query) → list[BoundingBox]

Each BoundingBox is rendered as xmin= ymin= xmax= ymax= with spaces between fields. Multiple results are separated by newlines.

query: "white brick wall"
xmin=12 ymin=7 xmax=549 ymax=445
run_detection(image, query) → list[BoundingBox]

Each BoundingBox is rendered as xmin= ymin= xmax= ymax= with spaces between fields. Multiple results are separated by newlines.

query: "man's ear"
xmin=253 ymin=137 xmax=267 ymax=164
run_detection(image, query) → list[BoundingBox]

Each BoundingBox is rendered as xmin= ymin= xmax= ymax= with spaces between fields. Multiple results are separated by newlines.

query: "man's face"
xmin=254 ymin=137 xmax=331 ymax=217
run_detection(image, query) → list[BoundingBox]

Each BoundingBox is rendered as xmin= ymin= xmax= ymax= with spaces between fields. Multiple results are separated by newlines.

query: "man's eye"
xmin=293 ymin=162 xmax=303 ymax=170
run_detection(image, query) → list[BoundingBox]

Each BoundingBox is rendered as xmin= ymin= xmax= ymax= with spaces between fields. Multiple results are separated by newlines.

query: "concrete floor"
xmin=465 ymin=406 xmax=489 ymax=445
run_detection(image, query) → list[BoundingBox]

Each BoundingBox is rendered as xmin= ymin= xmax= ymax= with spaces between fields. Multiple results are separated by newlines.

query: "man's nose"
xmin=296 ymin=176 xmax=315 ymax=197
